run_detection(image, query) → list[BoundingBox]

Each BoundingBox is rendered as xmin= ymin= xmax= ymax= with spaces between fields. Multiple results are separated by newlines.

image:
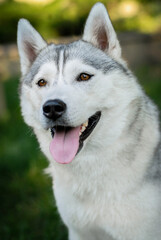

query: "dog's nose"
xmin=43 ymin=99 xmax=66 ymax=120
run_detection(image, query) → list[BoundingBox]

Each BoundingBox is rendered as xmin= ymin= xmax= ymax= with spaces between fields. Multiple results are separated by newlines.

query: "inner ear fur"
xmin=83 ymin=3 xmax=121 ymax=59
xmin=17 ymin=19 xmax=47 ymax=76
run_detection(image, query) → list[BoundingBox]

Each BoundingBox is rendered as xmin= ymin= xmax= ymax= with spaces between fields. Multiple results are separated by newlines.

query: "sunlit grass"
xmin=15 ymin=0 xmax=54 ymax=5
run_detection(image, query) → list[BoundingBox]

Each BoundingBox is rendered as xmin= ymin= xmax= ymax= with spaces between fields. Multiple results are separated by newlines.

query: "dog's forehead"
xmin=36 ymin=40 xmax=115 ymax=71
xmin=23 ymin=40 xmax=128 ymax=85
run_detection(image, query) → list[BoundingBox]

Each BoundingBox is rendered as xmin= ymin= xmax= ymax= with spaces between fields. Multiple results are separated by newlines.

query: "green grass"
xmin=0 ymin=65 xmax=160 ymax=239
xmin=135 ymin=64 xmax=161 ymax=110
xmin=0 ymin=77 xmax=68 ymax=240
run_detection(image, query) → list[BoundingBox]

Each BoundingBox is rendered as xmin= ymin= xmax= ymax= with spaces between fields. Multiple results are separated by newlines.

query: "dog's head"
xmin=17 ymin=3 xmax=134 ymax=164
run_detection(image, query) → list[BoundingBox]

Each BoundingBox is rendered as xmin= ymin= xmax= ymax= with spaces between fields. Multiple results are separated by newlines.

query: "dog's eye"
xmin=78 ymin=73 xmax=92 ymax=81
xmin=37 ymin=79 xmax=47 ymax=87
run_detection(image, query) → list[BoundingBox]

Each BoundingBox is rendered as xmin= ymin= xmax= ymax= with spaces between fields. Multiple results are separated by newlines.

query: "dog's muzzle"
xmin=43 ymin=99 xmax=101 ymax=165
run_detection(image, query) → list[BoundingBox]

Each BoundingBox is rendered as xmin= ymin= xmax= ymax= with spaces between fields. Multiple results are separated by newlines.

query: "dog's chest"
xmin=53 ymin=169 xmax=128 ymax=230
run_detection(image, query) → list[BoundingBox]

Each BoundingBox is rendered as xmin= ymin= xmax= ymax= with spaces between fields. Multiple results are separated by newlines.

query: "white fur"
xmin=17 ymin=19 xmax=47 ymax=75
xmin=18 ymin=3 xmax=161 ymax=240
xmin=83 ymin=3 xmax=121 ymax=59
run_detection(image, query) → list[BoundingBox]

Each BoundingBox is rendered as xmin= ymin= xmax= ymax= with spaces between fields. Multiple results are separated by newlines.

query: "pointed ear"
xmin=82 ymin=3 xmax=121 ymax=59
xmin=17 ymin=19 xmax=47 ymax=76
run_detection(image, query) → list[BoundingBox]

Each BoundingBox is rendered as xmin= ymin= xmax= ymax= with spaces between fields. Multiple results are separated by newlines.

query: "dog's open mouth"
xmin=49 ymin=111 xmax=101 ymax=164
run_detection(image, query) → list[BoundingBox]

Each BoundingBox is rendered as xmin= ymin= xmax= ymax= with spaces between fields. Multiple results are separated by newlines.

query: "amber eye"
xmin=78 ymin=73 xmax=92 ymax=81
xmin=37 ymin=79 xmax=47 ymax=87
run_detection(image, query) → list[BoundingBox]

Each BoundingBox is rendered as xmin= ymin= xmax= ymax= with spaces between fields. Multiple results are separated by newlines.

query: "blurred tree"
xmin=0 ymin=0 xmax=160 ymax=43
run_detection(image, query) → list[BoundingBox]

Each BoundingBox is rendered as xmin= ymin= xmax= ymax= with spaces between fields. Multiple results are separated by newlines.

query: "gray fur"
xmin=68 ymin=41 xmax=130 ymax=75
xmin=17 ymin=3 xmax=161 ymax=240
xmin=23 ymin=40 xmax=130 ymax=86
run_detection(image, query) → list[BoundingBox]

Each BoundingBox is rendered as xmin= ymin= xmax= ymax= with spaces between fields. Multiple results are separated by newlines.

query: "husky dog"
xmin=17 ymin=3 xmax=161 ymax=240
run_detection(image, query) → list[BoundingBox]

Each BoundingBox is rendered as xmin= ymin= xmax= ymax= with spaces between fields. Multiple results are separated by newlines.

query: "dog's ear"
xmin=83 ymin=3 xmax=121 ymax=59
xmin=17 ymin=19 xmax=47 ymax=76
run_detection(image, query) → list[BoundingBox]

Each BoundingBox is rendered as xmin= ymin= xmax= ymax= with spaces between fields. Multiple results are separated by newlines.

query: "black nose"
xmin=43 ymin=99 xmax=66 ymax=120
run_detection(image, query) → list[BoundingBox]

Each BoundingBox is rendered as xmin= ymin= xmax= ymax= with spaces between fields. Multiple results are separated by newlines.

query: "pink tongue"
xmin=50 ymin=126 xmax=80 ymax=164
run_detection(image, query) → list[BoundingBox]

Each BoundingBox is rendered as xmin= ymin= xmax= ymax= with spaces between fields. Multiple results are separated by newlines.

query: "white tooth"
xmin=79 ymin=120 xmax=88 ymax=137
xmin=83 ymin=121 xmax=88 ymax=127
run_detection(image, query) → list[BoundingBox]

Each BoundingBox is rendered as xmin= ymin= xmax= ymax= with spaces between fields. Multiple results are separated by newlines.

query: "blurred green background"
xmin=0 ymin=0 xmax=161 ymax=43
xmin=0 ymin=0 xmax=161 ymax=239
